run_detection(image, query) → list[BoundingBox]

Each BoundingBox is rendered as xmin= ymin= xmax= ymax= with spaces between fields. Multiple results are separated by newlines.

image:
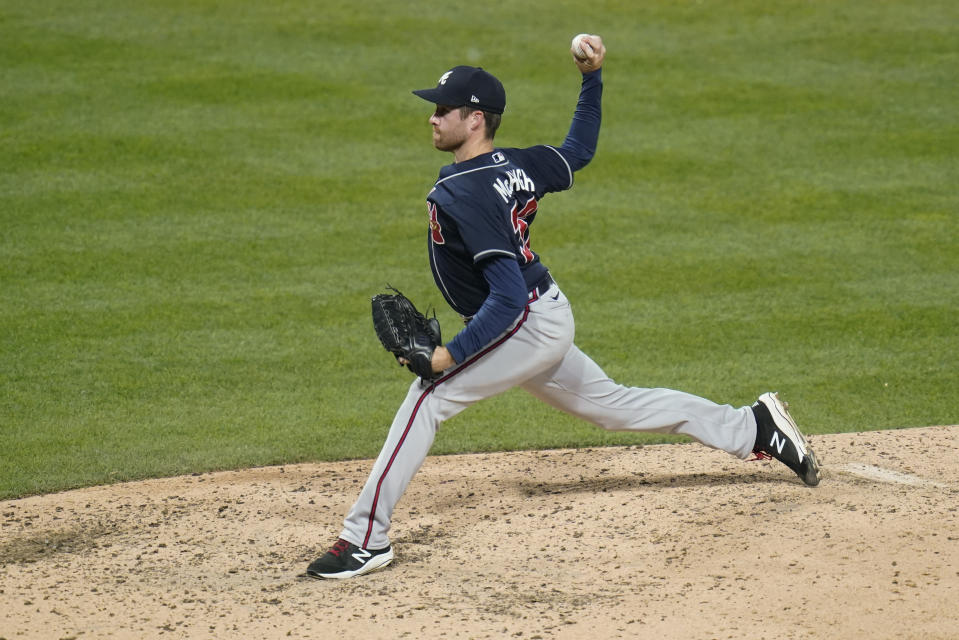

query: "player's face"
xmin=429 ymin=105 xmax=470 ymax=152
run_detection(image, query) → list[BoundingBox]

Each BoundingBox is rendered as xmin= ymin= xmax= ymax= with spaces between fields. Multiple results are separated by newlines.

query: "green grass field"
xmin=2 ymin=0 xmax=956 ymax=499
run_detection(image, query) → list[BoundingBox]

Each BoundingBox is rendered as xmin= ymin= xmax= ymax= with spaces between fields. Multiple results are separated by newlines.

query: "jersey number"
xmin=511 ymin=197 xmax=537 ymax=263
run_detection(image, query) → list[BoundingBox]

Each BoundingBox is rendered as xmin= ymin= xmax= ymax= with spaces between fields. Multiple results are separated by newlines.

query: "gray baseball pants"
xmin=340 ymin=282 xmax=758 ymax=550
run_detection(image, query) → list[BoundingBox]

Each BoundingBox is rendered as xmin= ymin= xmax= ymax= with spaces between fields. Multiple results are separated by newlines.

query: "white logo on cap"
xmin=439 ymin=71 xmax=453 ymax=85
xmin=470 ymin=95 xmax=480 ymax=103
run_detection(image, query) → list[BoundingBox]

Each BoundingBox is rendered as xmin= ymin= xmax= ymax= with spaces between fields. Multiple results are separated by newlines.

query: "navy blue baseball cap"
xmin=412 ymin=66 xmax=506 ymax=114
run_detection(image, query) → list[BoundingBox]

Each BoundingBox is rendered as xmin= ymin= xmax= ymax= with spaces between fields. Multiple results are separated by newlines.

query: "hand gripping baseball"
xmin=570 ymin=34 xmax=606 ymax=73
xmin=371 ymin=287 xmax=443 ymax=381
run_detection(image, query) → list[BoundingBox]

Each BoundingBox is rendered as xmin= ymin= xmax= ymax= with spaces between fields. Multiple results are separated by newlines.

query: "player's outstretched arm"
xmin=571 ymin=34 xmax=606 ymax=73
xmin=558 ymin=34 xmax=605 ymax=172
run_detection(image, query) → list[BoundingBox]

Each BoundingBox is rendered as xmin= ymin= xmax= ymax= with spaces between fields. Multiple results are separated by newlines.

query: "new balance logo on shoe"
xmin=351 ymin=547 xmax=372 ymax=564
xmin=769 ymin=431 xmax=787 ymax=456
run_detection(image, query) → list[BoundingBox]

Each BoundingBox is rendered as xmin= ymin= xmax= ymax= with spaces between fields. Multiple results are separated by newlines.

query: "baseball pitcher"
xmin=306 ymin=35 xmax=821 ymax=579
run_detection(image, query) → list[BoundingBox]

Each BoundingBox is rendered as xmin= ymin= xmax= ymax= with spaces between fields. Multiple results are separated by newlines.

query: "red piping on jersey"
xmin=362 ymin=292 xmax=539 ymax=548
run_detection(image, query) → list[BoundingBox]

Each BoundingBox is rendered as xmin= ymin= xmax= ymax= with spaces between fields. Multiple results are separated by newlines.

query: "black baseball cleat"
xmin=306 ymin=538 xmax=394 ymax=579
xmin=752 ymin=392 xmax=821 ymax=487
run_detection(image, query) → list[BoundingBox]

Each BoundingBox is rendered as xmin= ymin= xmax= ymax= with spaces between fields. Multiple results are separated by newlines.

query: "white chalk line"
xmin=837 ymin=463 xmax=948 ymax=488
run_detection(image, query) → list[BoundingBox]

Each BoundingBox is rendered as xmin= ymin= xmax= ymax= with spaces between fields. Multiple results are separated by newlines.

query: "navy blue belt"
xmin=529 ymin=273 xmax=555 ymax=299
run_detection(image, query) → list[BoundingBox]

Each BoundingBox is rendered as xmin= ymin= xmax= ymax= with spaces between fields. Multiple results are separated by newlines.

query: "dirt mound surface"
xmin=2 ymin=426 xmax=957 ymax=639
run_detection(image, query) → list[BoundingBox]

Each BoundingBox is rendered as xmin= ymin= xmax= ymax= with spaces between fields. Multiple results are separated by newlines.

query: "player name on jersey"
xmin=492 ymin=167 xmax=536 ymax=203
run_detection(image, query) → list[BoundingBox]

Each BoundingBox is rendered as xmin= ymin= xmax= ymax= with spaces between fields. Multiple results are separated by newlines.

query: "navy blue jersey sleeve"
xmin=501 ymin=69 xmax=602 ymax=196
xmin=446 ymin=255 xmax=527 ymax=363
xmin=502 ymin=146 xmax=572 ymax=196
xmin=557 ymin=68 xmax=603 ymax=172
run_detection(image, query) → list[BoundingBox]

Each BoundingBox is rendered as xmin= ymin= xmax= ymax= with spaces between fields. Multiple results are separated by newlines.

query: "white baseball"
xmin=571 ymin=33 xmax=594 ymax=60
